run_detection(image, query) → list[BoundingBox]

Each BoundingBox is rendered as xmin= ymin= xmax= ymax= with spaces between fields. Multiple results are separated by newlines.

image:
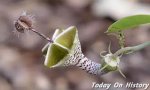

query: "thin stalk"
xmin=113 ymin=41 xmax=150 ymax=57
xmin=30 ymin=28 xmax=53 ymax=43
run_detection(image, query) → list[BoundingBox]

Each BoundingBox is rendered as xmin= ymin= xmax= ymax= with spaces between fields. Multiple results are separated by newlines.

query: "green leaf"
xmin=107 ymin=15 xmax=150 ymax=33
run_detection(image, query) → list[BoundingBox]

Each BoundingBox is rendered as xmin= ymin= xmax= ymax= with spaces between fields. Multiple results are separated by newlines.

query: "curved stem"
xmin=113 ymin=41 xmax=150 ymax=57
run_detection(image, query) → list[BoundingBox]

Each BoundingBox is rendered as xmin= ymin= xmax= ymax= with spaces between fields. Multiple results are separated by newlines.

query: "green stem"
xmin=113 ymin=41 xmax=150 ymax=57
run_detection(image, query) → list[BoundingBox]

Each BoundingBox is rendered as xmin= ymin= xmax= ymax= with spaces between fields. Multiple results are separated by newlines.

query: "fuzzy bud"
xmin=14 ymin=12 xmax=33 ymax=33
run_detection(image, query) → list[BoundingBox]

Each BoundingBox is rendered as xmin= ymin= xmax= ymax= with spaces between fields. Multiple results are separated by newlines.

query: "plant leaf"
xmin=107 ymin=15 xmax=150 ymax=33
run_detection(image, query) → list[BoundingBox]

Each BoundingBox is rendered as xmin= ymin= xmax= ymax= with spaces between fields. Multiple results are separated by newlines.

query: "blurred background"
xmin=0 ymin=0 xmax=150 ymax=90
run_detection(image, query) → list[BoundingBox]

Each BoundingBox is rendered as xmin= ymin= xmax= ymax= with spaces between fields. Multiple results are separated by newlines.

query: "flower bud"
xmin=101 ymin=53 xmax=120 ymax=72
xmin=14 ymin=12 xmax=33 ymax=33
